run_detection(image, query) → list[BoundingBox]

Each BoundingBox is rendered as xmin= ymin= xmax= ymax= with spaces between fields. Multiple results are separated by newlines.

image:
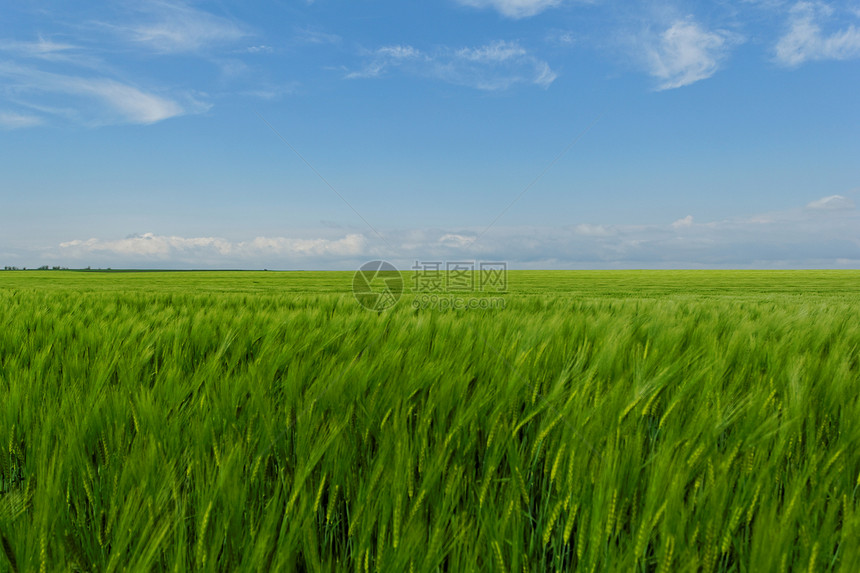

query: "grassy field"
xmin=1 ymin=270 xmax=859 ymax=571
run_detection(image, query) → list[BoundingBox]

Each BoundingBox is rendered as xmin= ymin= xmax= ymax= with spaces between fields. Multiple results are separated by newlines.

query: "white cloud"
xmin=0 ymin=111 xmax=43 ymax=129
xmin=420 ymin=195 xmax=860 ymax=267
xmin=71 ymin=78 xmax=185 ymax=124
xmin=0 ymin=38 xmax=78 ymax=59
xmin=446 ymin=200 xmax=860 ymax=268
xmin=347 ymin=40 xmax=556 ymax=90
xmin=122 ymin=3 xmax=247 ymax=54
xmin=0 ymin=6 xmax=259 ymax=124
xmin=0 ymin=62 xmax=189 ymax=125
xmin=345 ymin=45 xmax=422 ymax=79
xmin=294 ymin=27 xmax=341 ymax=46
xmin=454 ymin=0 xmax=565 ymax=19
xmin=806 ymin=194 xmax=855 ymax=210
xmin=672 ymin=215 xmax=695 ymax=228
xmin=377 ymin=45 xmax=422 ymax=60
xmin=775 ymin=2 xmax=860 ymax=66
xmin=44 ymin=195 xmax=860 ymax=269
xmin=545 ymin=29 xmax=576 ymax=46
xmin=456 ymin=41 xmax=527 ymax=62
xmin=240 ymin=83 xmax=299 ymax=100
xmin=438 ymin=233 xmax=474 ymax=248
xmin=242 ymin=45 xmax=274 ymax=54
xmin=59 ymin=233 xmax=368 ymax=261
xmin=244 ymin=235 xmax=367 ymax=257
xmin=0 ymin=37 xmax=108 ymax=73
xmin=643 ymin=18 xmax=740 ymax=90
xmin=573 ymin=223 xmax=614 ymax=236
xmin=345 ymin=62 xmax=386 ymax=80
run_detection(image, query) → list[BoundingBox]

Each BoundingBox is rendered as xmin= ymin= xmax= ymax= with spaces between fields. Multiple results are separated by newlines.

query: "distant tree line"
xmin=3 ymin=266 xmax=71 ymax=271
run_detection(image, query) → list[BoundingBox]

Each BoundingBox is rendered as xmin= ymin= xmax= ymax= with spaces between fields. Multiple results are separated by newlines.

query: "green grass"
xmin=1 ymin=270 xmax=859 ymax=571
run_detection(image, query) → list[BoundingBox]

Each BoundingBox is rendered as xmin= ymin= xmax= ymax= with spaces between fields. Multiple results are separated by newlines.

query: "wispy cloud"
xmin=0 ymin=16 xmax=221 ymax=127
xmin=775 ymin=1 xmax=860 ymax=66
xmin=0 ymin=62 xmax=192 ymax=125
xmin=572 ymin=223 xmax=613 ymax=237
xmin=117 ymin=2 xmax=247 ymax=54
xmin=457 ymin=41 xmax=527 ymax=62
xmin=805 ymin=194 xmax=855 ymax=210
xmin=345 ymin=45 xmax=422 ymax=79
xmin=293 ymin=26 xmax=341 ymax=46
xmin=241 ymin=45 xmax=274 ymax=54
xmin=642 ymin=18 xmax=741 ymax=90
xmin=240 ymin=82 xmax=299 ymax=101
xmin=671 ymin=215 xmax=695 ymax=228
xmin=71 ymin=78 xmax=187 ymax=124
xmin=0 ymin=111 xmax=43 ymax=129
xmin=347 ymin=40 xmax=557 ymax=90
xmin=0 ymin=36 xmax=109 ymax=76
xmin=545 ymin=29 xmax=577 ymax=46
xmin=453 ymin=0 xmax=566 ymax=19
xmin=58 ymin=232 xmax=368 ymax=264
xmin=0 ymin=38 xmax=78 ymax=60
xmin=415 ymin=195 xmax=860 ymax=268
xmin=49 ymin=195 xmax=860 ymax=269
xmin=0 ymin=3 xmax=249 ymax=127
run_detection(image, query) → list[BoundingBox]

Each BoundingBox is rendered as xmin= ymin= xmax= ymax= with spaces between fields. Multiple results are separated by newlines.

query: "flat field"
xmin=1 ymin=270 xmax=859 ymax=572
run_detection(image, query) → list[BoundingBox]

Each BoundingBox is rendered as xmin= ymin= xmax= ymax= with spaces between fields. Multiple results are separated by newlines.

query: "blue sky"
xmin=1 ymin=0 xmax=858 ymax=269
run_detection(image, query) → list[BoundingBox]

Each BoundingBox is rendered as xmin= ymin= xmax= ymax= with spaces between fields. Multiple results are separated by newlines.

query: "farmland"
xmin=1 ymin=270 xmax=859 ymax=571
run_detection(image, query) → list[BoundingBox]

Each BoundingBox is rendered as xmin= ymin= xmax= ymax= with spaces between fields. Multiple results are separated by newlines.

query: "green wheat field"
xmin=1 ymin=270 xmax=859 ymax=572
